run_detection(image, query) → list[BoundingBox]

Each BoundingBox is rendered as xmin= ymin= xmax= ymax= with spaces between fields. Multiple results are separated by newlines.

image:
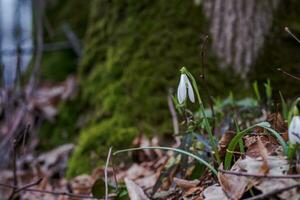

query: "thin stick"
xmin=8 ymin=139 xmax=18 ymax=200
xmin=0 ymin=183 xmax=101 ymax=199
xmin=244 ymin=183 xmax=300 ymax=200
xmin=105 ymin=147 xmax=113 ymax=200
xmin=284 ymin=27 xmax=300 ymax=44
xmin=28 ymin=0 xmax=44 ymax=95
xmin=219 ymin=169 xmax=300 ymax=179
xmin=277 ymin=68 xmax=300 ymax=81
xmin=14 ymin=178 xmax=43 ymax=194
xmin=111 ymin=157 xmax=119 ymax=191
xmin=200 ymin=35 xmax=216 ymax=132
xmin=167 ymin=89 xmax=179 ymax=135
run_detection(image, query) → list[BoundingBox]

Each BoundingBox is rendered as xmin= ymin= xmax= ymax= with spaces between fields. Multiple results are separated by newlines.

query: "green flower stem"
xmin=181 ymin=67 xmax=221 ymax=164
xmin=114 ymin=146 xmax=218 ymax=175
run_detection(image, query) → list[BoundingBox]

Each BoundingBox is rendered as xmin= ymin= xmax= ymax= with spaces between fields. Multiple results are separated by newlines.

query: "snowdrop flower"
xmin=177 ymin=73 xmax=195 ymax=104
xmin=289 ymin=116 xmax=300 ymax=144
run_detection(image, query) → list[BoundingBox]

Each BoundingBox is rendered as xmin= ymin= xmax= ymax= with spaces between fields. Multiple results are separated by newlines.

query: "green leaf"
xmin=279 ymin=91 xmax=288 ymax=120
xmin=264 ymin=79 xmax=272 ymax=101
xmin=252 ymin=81 xmax=261 ymax=102
xmin=114 ymin=146 xmax=218 ymax=175
xmin=116 ymin=187 xmax=129 ymax=200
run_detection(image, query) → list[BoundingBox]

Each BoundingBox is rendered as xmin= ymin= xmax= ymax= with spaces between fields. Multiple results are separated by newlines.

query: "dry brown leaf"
xmin=184 ymin=186 xmax=203 ymax=200
xmin=238 ymin=156 xmax=289 ymax=175
xmin=267 ymin=113 xmax=287 ymax=133
xmin=173 ymin=177 xmax=200 ymax=189
xmin=125 ymin=178 xmax=150 ymax=200
xmin=218 ymin=131 xmax=236 ymax=159
xmin=217 ymin=163 xmax=249 ymax=200
xmin=202 ymin=184 xmax=229 ymax=200
xmin=126 ymin=164 xmax=153 ymax=180
xmin=255 ymin=179 xmax=299 ymax=200
xmin=135 ymin=174 xmax=157 ymax=189
xmin=257 ymin=137 xmax=269 ymax=174
xmin=70 ymin=174 xmax=93 ymax=195
xmin=245 ymin=135 xmax=282 ymax=157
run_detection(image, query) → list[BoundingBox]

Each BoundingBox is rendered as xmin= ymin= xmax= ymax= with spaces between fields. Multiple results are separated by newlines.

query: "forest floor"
xmin=1 ymin=104 xmax=300 ymax=200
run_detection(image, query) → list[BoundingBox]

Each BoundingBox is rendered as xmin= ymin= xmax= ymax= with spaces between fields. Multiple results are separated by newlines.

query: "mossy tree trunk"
xmin=67 ymin=0 xmax=245 ymax=177
xmin=40 ymin=0 xmax=300 ymax=176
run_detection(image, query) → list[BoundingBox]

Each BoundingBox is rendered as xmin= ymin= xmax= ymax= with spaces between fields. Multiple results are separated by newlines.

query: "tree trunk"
xmin=203 ymin=0 xmax=280 ymax=76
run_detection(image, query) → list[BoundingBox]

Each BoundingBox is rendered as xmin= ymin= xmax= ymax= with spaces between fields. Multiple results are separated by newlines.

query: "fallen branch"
xmin=8 ymin=140 xmax=18 ymax=200
xmin=219 ymin=169 xmax=300 ymax=179
xmin=244 ymin=183 xmax=300 ymax=200
xmin=277 ymin=68 xmax=300 ymax=81
xmin=285 ymin=27 xmax=300 ymax=44
xmin=0 ymin=182 xmax=101 ymax=199
xmin=14 ymin=178 xmax=43 ymax=194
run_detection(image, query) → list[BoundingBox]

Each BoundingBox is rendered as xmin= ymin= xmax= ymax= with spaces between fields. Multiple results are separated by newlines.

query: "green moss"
xmin=41 ymin=50 xmax=77 ymax=82
xmin=38 ymin=97 xmax=84 ymax=150
xmin=38 ymin=0 xmax=300 ymax=177
xmin=67 ymin=116 xmax=138 ymax=177
xmin=67 ymin=0 xmax=244 ymax=176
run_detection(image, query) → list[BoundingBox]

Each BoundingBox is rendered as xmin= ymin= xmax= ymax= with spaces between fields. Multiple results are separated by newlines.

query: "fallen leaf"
xmin=256 ymin=179 xmax=299 ymax=200
xmin=238 ymin=156 xmax=289 ymax=175
xmin=125 ymin=178 xmax=150 ymax=200
xmin=217 ymin=163 xmax=249 ymax=200
xmin=218 ymin=131 xmax=236 ymax=159
xmin=257 ymin=137 xmax=269 ymax=174
xmin=202 ymin=184 xmax=229 ymax=200
xmin=173 ymin=177 xmax=200 ymax=189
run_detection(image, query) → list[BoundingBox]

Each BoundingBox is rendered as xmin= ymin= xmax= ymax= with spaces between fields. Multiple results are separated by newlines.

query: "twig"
xmin=105 ymin=147 xmax=113 ymax=200
xmin=8 ymin=139 xmax=18 ymax=200
xmin=284 ymin=27 xmax=300 ymax=44
xmin=277 ymin=68 xmax=300 ymax=81
xmin=244 ymin=183 xmax=300 ymax=200
xmin=219 ymin=169 xmax=300 ymax=179
xmin=14 ymin=178 xmax=43 ymax=194
xmin=61 ymin=23 xmax=82 ymax=57
xmin=28 ymin=0 xmax=44 ymax=95
xmin=111 ymin=157 xmax=119 ymax=191
xmin=200 ymin=35 xmax=216 ymax=132
xmin=167 ymin=89 xmax=179 ymax=135
xmin=0 ymin=182 xmax=101 ymax=199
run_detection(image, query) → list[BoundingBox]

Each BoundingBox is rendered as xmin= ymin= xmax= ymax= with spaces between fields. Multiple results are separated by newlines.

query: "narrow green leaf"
xmin=252 ymin=81 xmax=261 ymax=102
xmin=224 ymin=122 xmax=288 ymax=169
xmin=279 ymin=91 xmax=288 ymax=120
xmin=114 ymin=146 xmax=218 ymax=175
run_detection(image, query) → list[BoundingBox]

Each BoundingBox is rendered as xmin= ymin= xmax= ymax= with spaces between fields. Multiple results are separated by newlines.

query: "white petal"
xmin=186 ymin=78 xmax=195 ymax=103
xmin=177 ymin=74 xmax=187 ymax=104
xmin=288 ymin=116 xmax=300 ymax=144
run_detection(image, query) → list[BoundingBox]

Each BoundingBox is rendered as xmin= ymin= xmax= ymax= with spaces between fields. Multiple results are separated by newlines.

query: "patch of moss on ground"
xmin=67 ymin=117 xmax=138 ymax=177
xmin=67 ymin=0 xmax=244 ymax=176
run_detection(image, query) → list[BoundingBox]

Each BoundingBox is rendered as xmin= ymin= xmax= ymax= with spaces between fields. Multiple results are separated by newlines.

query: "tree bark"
xmin=203 ymin=0 xmax=280 ymax=76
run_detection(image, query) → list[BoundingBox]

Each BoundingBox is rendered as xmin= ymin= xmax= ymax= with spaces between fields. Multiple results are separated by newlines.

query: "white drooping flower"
xmin=177 ymin=74 xmax=195 ymax=104
xmin=288 ymin=116 xmax=300 ymax=144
